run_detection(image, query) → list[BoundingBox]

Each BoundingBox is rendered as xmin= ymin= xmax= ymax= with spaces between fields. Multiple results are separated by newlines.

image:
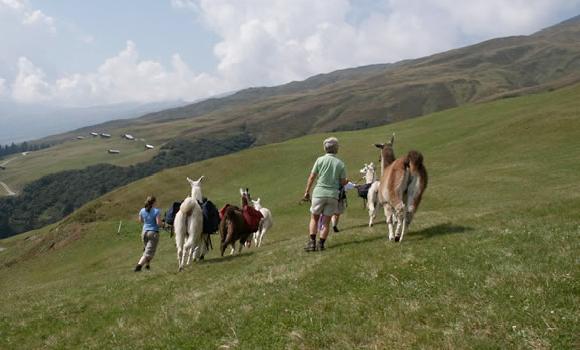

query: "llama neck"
xmin=365 ymin=170 xmax=375 ymax=184
xmin=191 ymin=187 xmax=203 ymax=203
xmin=381 ymin=148 xmax=396 ymax=173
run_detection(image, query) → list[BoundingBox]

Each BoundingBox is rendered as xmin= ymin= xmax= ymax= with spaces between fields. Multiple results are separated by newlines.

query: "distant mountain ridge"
xmin=44 ymin=15 xmax=580 ymax=147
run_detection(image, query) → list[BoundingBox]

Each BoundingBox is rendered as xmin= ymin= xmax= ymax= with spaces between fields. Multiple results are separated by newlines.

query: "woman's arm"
xmin=304 ymin=173 xmax=317 ymax=200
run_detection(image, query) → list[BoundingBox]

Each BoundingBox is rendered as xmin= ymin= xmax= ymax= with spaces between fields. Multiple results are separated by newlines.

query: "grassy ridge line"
xmin=5 ymin=18 xmax=579 ymax=194
xmin=0 ymin=85 xmax=579 ymax=348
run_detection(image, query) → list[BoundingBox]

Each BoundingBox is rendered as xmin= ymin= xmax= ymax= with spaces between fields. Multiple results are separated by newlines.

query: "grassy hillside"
xmin=8 ymin=15 xmax=578 ymax=195
xmin=0 ymin=84 xmax=579 ymax=349
xmin=0 ymin=136 xmax=158 ymax=194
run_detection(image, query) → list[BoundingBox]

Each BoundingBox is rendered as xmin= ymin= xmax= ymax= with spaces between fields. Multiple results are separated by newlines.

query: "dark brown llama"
xmin=219 ymin=188 xmax=262 ymax=256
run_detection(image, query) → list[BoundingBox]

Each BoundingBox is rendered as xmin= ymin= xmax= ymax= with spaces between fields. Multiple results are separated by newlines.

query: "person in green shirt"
xmin=303 ymin=137 xmax=348 ymax=251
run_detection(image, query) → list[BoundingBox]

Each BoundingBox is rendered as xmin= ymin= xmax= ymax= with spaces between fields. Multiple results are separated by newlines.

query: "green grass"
xmin=0 ymin=85 xmax=579 ymax=349
xmin=0 ymin=135 xmax=159 ymax=195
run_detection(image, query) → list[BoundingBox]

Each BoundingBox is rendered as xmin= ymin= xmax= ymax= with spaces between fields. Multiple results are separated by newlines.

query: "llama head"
xmin=240 ymin=188 xmax=251 ymax=206
xmin=187 ymin=176 xmax=204 ymax=202
xmin=359 ymin=163 xmax=369 ymax=175
xmin=251 ymin=198 xmax=262 ymax=210
xmin=374 ymin=133 xmax=396 ymax=167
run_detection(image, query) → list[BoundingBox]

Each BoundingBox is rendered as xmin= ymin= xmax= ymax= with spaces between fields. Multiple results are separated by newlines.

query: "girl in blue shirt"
xmin=134 ymin=196 xmax=161 ymax=272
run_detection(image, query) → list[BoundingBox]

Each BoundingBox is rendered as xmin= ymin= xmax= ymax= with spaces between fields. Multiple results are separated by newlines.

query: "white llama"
xmin=173 ymin=176 xmax=206 ymax=271
xmin=360 ymin=162 xmax=380 ymax=227
xmin=251 ymin=198 xmax=273 ymax=248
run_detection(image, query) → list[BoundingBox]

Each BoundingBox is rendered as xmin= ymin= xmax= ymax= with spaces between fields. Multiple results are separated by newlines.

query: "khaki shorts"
xmin=142 ymin=231 xmax=159 ymax=258
xmin=310 ymin=197 xmax=338 ymax=216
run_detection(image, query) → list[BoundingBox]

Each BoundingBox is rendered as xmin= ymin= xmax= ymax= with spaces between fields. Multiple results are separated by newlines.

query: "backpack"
xmin=164 ymin=201 xmax=182 ymax=226
xmin=242 ymin=205 xmax=263 ymax=232
xmin=356 ymin=183 xmax=372 ymax=199
xmin=201 ymin=199 xmax=221 ymax=234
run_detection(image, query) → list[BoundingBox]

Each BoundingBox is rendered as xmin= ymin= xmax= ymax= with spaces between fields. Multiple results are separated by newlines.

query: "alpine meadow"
xmin=0 ymin=83 xmax=578 ymax=349
xmin=1 ymin=4 xmax=580 ymax=350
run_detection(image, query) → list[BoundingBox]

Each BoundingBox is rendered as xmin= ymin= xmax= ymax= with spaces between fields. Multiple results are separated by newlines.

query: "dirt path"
xmin=0 ymin=181 xmax=16 ymax=196
xmin=0 ymin=153 xmax=26 ymax=196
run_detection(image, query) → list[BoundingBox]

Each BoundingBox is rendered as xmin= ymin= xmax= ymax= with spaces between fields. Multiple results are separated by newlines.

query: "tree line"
xmin=0 ymin=141 xmax=51 ymax=159
xmin=0 ymin=132 xmax=255 ymax=238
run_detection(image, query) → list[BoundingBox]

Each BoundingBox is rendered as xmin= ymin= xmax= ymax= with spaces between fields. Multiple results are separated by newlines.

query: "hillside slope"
xmin=0 ymin=84 xmax=578 ymax=349
xmin=6 ymin=15 xmax=579 ymax=194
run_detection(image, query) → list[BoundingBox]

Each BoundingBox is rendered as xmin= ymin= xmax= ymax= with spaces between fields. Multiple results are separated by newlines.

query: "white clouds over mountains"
xmin=1 ymin=0 xmax=579 ymax=106
xmin=10 ymin=41 xmax=221 ymax=105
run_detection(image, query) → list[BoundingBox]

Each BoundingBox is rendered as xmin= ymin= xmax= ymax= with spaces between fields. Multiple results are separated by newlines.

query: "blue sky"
xmin=0 ymin=0 xmax=579 ymax=107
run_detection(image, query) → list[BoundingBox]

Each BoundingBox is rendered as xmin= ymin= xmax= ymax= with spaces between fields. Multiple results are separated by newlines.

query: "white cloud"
xmin=0 ymin=0 xmax=56 ymax=34
xmin=1 ymin=0 xmax=578 ymax=106
xmin=192 ymin=0 xmax=579 ymax=89
xmin=11 ymin=57 xmax=52 ymax=103
xmin=9 ymin=41 xmax=224 ymax=106
xmin=22 ymin=9 xmax=55 ymax=33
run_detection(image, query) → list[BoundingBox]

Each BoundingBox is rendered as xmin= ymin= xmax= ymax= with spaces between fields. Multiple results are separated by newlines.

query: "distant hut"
xmin=108 ymin=149 xmax=120 ymax=154
xmin=90 ymin=132 xmax=99 ymax=137
xmin=145 ymin=144 xmax=155 ymax=150
xmin=124 ymin=134 xmax=135 ymax=140
xmin=76 ymin=136 xmax=85 ymax=140
xmin=100 ymin=133 xmax=111 ymax=138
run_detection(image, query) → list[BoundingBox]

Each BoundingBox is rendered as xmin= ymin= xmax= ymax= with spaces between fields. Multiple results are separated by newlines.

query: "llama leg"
xmin=230 ymin=241 xmax=236 ymax=255
xmin=393 ymin=203 xmax=406 ymax=242
xmin=238 ymin=240 xmax=244 ymax=254
xmin=176 ymin=246 xmax=183 ymax=271
xmin=398 ymin=217 xmax=408 ymax=243
xmin=369 ymin=200 xmax=377 ymax=227
xmin=384 ymin=205 xmax=395 ymax=240
xmin=258 ymin=230 xmax=264 ymax=247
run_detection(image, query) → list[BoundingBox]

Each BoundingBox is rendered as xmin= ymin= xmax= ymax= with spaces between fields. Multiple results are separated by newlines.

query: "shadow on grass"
xmin=330 ymin=234 xmax=385 ymax=249
xmin=410 ymin=223 xmax=474 ymax=240
xmin=203 ymin=251 xmax=255 ymax=264
xmin=338 ymin=223 xmax=370 ymax=231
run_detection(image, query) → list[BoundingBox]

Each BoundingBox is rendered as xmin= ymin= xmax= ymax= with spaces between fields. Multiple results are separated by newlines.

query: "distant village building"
xmin=76 ymin=136 xmax=85 ymax=140
xmin=108 ymin=149 xmax=120 ymax=154
xmin=124 ymin=134 xmax=135 ymax=140
xmin=90 ymin=132 xmax=99 ymax=136
xmin=100 ymin=133 xmax=111 ymax=138
xmin=145 ymin=144 xmax=155 ymax=150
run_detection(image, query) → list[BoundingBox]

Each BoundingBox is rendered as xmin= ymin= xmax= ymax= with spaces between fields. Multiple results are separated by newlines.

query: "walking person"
xmin=303 ymin=137 xmax=348 ymax=251
xmin=135 ymin=196 xmax=161 ymax=272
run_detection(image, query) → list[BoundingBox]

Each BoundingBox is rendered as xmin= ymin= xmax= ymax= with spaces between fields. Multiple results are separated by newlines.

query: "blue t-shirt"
xmin=139 ymin=207 xmax=160 ymax=232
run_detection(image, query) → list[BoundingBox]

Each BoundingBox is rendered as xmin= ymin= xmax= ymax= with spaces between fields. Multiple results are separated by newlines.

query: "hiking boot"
xmin=134 ymin=264 xmax=142 ymax=272
xmin=304 ymin=239 xmax=317 ymax=252
xmin=317 ymin=241 xmax=326 ymax=251
xmin=333 ymin=226 xmax=340 ymax=233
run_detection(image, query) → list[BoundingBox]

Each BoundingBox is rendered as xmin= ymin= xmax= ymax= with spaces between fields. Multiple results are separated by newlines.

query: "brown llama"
xmin=374 ymin=133 xmax=428 ymax=242
xmin=219 ymin=188 xmax=263 ymax=256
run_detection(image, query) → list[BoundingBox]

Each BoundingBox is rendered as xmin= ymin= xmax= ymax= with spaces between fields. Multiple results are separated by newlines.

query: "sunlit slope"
xmin=0 ymin=135 xmax=159 ymax=194
xmin=0 ymin=85 xmax=578 ymax=349
xmin=7 ymin=15 xmax=577 ymax=196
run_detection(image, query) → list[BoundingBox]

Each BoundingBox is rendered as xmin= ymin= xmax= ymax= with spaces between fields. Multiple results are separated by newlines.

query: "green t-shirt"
xmin=311 ymin=153 xmax=346 ymax=199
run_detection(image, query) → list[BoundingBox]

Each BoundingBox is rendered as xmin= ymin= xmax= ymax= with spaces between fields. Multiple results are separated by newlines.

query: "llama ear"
xmin=186 ymin=177 xmax=194 ymax=185
xmin=369 ymin=162 xmax=374 ymax=167
xmin=389 ymin=133 xmax=395 ymax=145
xmin=374 ymin=143 xmax=384 ymax=149
xmin=196 ymin=176 xmax=204 ymax=183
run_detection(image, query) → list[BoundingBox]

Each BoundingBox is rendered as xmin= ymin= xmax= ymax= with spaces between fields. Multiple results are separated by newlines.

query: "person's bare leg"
xmin=318 ymin=215 xmax=331 ymax=250
xmin=309 ymin=214 xmax=321 ymax=237
xmin=332 ymin=214 xmax=340 ymax=232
